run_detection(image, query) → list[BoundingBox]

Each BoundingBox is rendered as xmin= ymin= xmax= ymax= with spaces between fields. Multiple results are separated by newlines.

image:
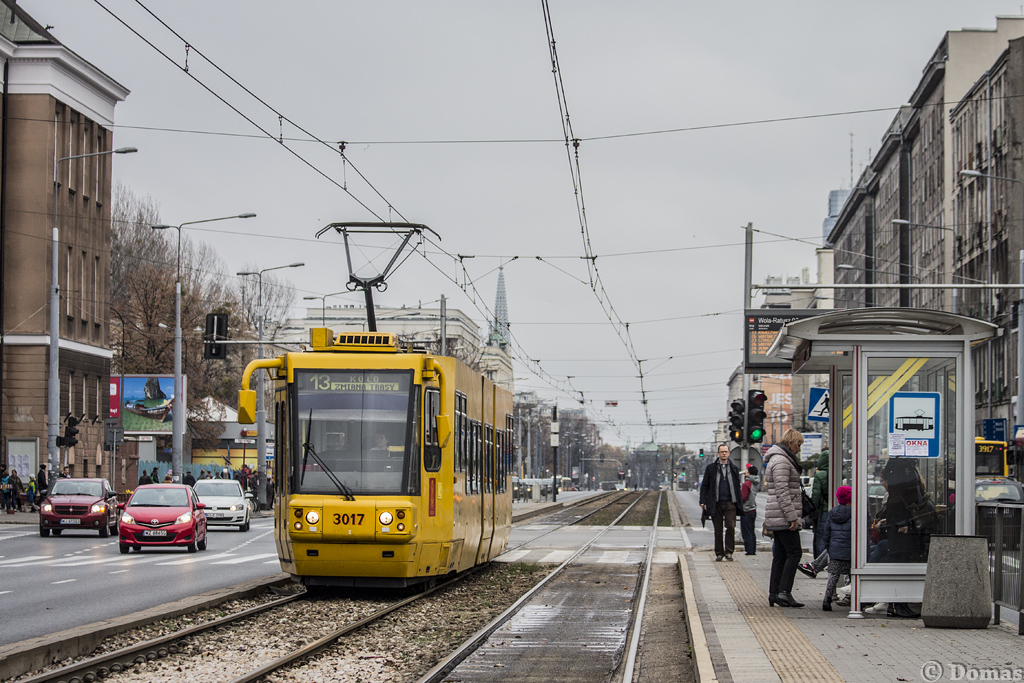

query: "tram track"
xmin=418 ymin=491 xmax=663 ymax=683
xmin=11 ymin=493 xmax=658 ymax=683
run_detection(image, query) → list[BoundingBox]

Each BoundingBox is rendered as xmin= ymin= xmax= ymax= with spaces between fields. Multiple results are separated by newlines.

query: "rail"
xmin=975 ymin=501 xmax=1024 ymax=634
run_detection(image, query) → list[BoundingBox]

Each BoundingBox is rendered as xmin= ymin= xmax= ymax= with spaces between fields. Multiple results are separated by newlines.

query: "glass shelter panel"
xmin=864 ymin=357 xmax=953 ymax=565
xmin=293 ymin=369 xmax=416 ymax=495
xmin=841 ymin=374 xmax=853 ymax=488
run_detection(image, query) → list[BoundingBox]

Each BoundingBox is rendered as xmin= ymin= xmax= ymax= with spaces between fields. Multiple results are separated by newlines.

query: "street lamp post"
xmin=960 ymin=169 xmax=1024 ymax=428
xmin=237 ymin=262 xmax=305 ymax=507
xmin=49 ymin=147 xmax=136 ymax=479
xmin=302 ymin=290 xmax=349 ymax=327
xmin=151 ymin=213 xmax=256 ymax=483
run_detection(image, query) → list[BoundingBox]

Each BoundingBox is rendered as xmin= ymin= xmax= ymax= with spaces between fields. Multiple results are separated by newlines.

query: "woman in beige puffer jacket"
xmin=762 ymin=428 xmax=805 ymax=607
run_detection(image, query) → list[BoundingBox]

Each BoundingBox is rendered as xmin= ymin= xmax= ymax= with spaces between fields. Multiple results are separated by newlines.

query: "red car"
xmin=117 ymin=484 xmax=208 ymax=554
xmin=38 ymin=478 xmax=119 ymax=537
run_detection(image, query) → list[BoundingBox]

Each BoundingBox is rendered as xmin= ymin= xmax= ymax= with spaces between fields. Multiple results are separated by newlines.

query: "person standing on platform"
xmin=699 ymin=443 xmax=742 ymax=561
xmin=740 ymin=464 xmax=760 ymax=556
xmin=763 ymin=429 xmax=806 ymax=608
xmin=821 ymin=485 xmax=852 ymax=611
xmin=811 ymin=448 xmax=830 ymax=558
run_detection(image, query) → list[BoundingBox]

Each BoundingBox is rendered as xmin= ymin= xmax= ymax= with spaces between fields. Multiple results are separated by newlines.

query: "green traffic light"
xmin=749 ymin=427 xmax=765 ymax=441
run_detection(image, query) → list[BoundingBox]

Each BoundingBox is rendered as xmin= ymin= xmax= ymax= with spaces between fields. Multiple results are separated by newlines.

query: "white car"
xmin=192 ymin=479 xmax=250 ymax=531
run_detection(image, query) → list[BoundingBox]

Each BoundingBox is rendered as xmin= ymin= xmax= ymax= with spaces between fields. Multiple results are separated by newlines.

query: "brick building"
xmin=0 ymin=1 xmax=129 ymax=482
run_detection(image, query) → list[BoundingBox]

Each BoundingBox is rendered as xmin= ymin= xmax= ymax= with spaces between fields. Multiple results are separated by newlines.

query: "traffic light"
xmin=61 ymin=415 xmax=80 ymax=450
xmin=728 ymin=398 xmax=745 ymax=443
xmin=204 ymin=313 xmax=229 ymax=360
xmin=747 ymin=390 xmax=767 ymax=443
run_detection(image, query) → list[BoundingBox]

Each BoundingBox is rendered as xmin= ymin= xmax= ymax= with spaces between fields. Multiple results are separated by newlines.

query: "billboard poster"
xmin=109 ymin=377 xmax=121 ymax=419
xmin=121 ymin=375 xmax=185 ymax=435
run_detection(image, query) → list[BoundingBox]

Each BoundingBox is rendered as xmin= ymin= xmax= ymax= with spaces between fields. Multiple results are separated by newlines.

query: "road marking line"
xmin=51 ymin=579 xmax=77 ymax=584
xmin=497 ymin=549 xmax=531 ymax=563
xmin=538 ymin=550 xmax=574 ymax=564
xmin=156 ymin=553 xmax=236 ymax=566
xmin=597 ymin=550 xmax=631 ymax=564
xmin=0 ymin=555 xmax=52 ymax=566
xmin=209 ymin=553 xmax=278 ymax=565
xmin=109 ymin=570 xmax=129 ymax=574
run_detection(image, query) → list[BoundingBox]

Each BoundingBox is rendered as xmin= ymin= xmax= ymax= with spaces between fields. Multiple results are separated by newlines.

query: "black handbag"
xmin=801 ymin=491 xmax=817 ymax=519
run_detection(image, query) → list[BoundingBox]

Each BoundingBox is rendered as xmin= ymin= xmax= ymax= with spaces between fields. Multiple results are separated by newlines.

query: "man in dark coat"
xmin=183 ymin=470 xmax=196 ymax=487
xmin=699 ymin=443 xmax=743 ymax=561
xmin=37 ymin=464 xmax=48 ymax=498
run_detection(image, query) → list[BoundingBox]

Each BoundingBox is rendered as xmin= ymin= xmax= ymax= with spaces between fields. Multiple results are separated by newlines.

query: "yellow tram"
xmin=237 ymin=329 xmax=514 ymax=587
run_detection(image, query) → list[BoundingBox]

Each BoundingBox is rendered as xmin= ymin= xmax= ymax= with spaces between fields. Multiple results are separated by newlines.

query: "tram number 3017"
xmin=334 ymin=513 xmax=365 ymax=525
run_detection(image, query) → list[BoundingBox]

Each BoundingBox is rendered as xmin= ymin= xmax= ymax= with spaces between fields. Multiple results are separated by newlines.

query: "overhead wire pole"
xmin=742 ymin=223 xmax=753 ymax=471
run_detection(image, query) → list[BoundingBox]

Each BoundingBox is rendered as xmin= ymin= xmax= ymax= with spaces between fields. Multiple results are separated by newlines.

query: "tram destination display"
xmin=744 ymin=309 xmax=819 ymax=372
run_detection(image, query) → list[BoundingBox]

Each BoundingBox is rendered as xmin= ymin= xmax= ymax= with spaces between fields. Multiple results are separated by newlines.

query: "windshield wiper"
xmin=301 ymin=410 xmax=355 ymax=501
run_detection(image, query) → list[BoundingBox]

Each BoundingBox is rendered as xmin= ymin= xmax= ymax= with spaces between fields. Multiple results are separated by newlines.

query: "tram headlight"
xmin=305 ymin=510 xmax=320 ymax=525
xmin=294 ymin=521 xmax=302 ymax=530
xmin=378 ymin=511 xmax=393 ymax=525
xmin=397 ymin=523 xmax=405 ymax=532
xmin=396 ymin=510 xmax=405 ymax=520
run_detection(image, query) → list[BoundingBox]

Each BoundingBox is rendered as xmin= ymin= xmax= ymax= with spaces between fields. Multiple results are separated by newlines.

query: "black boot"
xmin=775 ymin=592 xmax=804 ymax=608
xmin=768 ymin=593 xmax=778 ymax=607
xmin=822 ymin=597 xmax=832 ymax=611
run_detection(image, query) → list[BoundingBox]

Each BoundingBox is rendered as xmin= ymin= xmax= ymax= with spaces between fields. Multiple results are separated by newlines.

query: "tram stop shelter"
xmin=766 ymin=308 xmax=996 ymax=618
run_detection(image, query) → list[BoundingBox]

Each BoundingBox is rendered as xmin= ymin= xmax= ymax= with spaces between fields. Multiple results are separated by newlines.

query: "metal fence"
xmin=976 ymin=502 xmax=1024 ymax=634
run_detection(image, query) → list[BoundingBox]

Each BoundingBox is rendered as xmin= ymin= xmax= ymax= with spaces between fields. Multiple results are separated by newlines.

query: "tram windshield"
xmin=293 ymin=369 xmax=418 ymax=495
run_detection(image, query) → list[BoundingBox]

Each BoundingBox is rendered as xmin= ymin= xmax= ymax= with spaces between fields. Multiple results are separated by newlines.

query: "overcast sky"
xmin=21 ymin=1 xmax=1024 ymax=447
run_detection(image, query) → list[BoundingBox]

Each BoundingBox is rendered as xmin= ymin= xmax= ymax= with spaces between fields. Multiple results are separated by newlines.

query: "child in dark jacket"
xmin=821 ymin=485 xmax=852 ymax=611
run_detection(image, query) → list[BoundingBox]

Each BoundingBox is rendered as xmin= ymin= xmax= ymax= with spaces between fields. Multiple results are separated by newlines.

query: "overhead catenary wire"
xmin=541 ymin=0 xmax=655 ymax=438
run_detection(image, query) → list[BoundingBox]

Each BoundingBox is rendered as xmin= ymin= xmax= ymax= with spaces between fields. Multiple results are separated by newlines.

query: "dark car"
xmin=38 ymin=478 xmax=119 ymax=537
xmin=975 ymin=477 xmax=1024 ymax=503
xmin=117 ymin=484 xmax=208 ymax=554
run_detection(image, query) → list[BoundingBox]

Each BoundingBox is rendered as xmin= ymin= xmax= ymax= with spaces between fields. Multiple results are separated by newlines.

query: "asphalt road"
xmin=0 ymin=518 xmax=279 ymax=647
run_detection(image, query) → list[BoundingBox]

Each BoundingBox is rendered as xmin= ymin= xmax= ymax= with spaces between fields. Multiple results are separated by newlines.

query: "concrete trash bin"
xmin=921 ymin=535 xmax=991 ymax=629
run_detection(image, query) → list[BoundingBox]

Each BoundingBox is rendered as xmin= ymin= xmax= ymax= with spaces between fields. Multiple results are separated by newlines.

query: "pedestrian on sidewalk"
xmin=763 ymin=428 xmax=806 ymax=608
xmin=0 ymin=467 xmax=12 ymax=512
xmin=37 ymin=463 xmax=48 ymax=500
xmin=811 ymin=448 xmax=830 ymax=558
xmin=9 ymin=470 xmax=24 ymax=511
xmin=821 ymin=485 xmax=852 ymax=611
xmin=699 ymin=443 xmax=742 ymax=561
xmin=740 ymin=464 xmax=759 ymax=555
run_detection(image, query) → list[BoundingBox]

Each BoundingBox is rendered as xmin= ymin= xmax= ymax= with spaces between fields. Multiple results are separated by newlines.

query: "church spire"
xmin=489 ymin=266 xmax=509 ymax=350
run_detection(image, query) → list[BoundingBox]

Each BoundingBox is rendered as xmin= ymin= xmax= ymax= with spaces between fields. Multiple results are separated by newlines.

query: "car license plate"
xmin=60 ymin=518 xmax=81 ymax=525
xmin=208 ymin=513 xmax=223 ymax=518
xmin=143 ymin=529 xmax=167 ymax=537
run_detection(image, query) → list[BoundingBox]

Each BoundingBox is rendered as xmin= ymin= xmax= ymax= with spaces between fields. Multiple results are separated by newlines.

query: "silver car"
xmin=192 ymin=479 xmax=250 ymax=531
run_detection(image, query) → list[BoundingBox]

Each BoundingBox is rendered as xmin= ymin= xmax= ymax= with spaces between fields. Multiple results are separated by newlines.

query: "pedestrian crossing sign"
xmin=808 ymin=387 xmax=829 ymax=422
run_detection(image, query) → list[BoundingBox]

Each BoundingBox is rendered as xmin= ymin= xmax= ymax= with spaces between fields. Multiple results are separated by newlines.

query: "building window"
xmin=81 ymin=251 xmax=87 ymax=322
xmin=93 ymin=256 xmax=99 ymax=322
xmin=66 ymin=246 xmax=72 ymax=318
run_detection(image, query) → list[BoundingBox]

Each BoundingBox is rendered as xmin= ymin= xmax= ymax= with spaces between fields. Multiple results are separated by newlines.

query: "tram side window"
xmin=466 ymin=418 xmax=475 ymax=494
xmin=424 ymin=389 xmax=441 ymax=472
xmin=485 ymin=425 xmax=494 ymax=493
xmin=473 ymin=421 xmax=481 ymax=494
xmin=456 ymin=393 xmax=467 ymax=474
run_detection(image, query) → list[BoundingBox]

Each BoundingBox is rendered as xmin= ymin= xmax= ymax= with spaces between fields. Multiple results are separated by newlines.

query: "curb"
xmin=678 ymin=552 xmax=718 ymax=683
xmin=0 ymin=572 xmax=292 ymax=678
